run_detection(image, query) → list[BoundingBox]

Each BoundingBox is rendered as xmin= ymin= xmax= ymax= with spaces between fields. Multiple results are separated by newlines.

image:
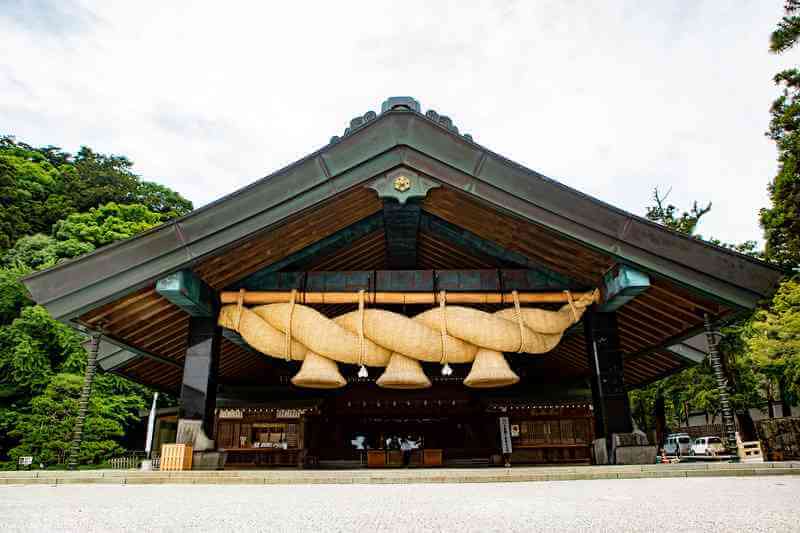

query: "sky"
xmin=1 ymin=1 xmax=797 ymax=246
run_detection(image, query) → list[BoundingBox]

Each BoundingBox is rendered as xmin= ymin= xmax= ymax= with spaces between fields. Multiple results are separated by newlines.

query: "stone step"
xmin=2 ymin=462 xmax=799 ymax=486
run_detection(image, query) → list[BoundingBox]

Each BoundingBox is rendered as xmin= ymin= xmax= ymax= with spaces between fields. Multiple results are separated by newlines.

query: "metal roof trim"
xmin=23 ymin=107 xmax=784 ymax=321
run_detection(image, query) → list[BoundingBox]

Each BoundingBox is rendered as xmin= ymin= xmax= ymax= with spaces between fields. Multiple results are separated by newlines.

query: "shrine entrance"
xmin=310 ymin=387 xmax=498 ymax=468
xmin=24 ymin=97 xmax=782 ymax=470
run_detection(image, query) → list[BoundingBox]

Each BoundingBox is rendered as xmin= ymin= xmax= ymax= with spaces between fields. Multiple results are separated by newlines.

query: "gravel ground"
xmin=1 ymin=476 xmax=798 ymax=532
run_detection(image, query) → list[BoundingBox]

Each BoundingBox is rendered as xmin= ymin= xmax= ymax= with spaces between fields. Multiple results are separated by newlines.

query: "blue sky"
xmin=1 ymin=1 xmax=797 ymax=245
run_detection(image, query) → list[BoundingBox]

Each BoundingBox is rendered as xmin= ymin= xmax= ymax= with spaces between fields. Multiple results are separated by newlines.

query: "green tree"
xmin=645 ymin=187 xmax=711 ymax=236
xmin=0 ymin=142 xmax=64 ymax=251
xmin=6 ymin=373 xmax=147 ymax=466
xmin=631 ymin=191 xmax=768 ymax=434
xmin=2 ymin=202 xmax=163 ymax=271
xmin=0 ymin=202 xmax=168 ymax=465
xmin=1 ymin=234 xmax=92 ymax=271
xmin=0 ymin=264 xmax=32 ymax=325
xmin=53 ymin=202 xmax=163 ymax=248
xmin=762 ymin=1 xmax=800 ymax=269
xmin=0 ymin=136 xmax=193 ymax=256
xmin=130 ymin=181 xmax=193 ymax=220
xmin=746 ymin=279 xmax=800 ymax=399
xmin=770 ymin=0 xmax=800 ymax=54
xmin=0 ymin=135 xmax=188 ymax=466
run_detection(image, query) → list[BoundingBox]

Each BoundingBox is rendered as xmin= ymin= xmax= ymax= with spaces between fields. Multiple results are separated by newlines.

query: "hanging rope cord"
xmin=235 ymin=288 xmax=245 ymax=331
xmin=358 ymin=289 xmax=366 ymax=370
xmin=564 ymin=290 xmax=578 ymax=322
xmin=512 ymin=290 xmax=526 ymax=353
xmin=439 ymin=290 xmax=448 ymax=366
xmin=284 ymin=289 xmax=297 ymax=362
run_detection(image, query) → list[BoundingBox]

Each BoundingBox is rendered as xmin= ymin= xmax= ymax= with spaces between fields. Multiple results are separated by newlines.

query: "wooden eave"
xmin=20 ymin=102 xmax=785 ymax=392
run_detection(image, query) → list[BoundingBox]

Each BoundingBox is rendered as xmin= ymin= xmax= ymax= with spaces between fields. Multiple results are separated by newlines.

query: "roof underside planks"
xmin=83 ymin=185 xmax=733 ymax=393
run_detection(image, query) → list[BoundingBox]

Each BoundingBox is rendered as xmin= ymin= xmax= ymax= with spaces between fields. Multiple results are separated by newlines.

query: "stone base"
xmin=192 ymin=451 xmax=224 ymax=470
xmin=610 ymin=432 xmax=655 ymax=465
xmin=593 ymin=439 xmax=609 ymax=465
xmin=613 ymin=432 xmax=649 ymax=447
xmin=176 ymin=419 xmax=215 ymax=451
xmin=614 ymin=445 xmax=658 ymax=465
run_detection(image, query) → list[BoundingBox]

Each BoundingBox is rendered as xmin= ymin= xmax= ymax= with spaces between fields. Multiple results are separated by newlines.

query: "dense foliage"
xmin=747 ymin=280 xmax=800 ymax=398
xmin=632 ymin=191 xmax=770 ymax=431
xmin=0 ymin=137 xmax=191 ymax=256
xmin=0 ymin=137 xmax=191 ymax=467
xmin=762 ymin=1 xmax=800 ymax=270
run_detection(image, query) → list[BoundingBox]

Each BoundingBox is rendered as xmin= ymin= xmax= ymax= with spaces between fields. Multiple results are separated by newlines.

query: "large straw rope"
xmin=218 ymin=289 xmax=597 ymax=369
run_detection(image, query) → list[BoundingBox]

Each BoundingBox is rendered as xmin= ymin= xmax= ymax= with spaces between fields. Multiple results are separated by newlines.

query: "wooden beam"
xmin=232 ymin=269 xmax=589 ymax=293
xmin=220 ymin=289 xmax=598 ymax=305
xmin=666 ymin=333 xmax=708 ymax=365
xmin=232 ymin=213 xmax=384 ymax=289
xmin=419 ymin=213 xmax=584 ymax=289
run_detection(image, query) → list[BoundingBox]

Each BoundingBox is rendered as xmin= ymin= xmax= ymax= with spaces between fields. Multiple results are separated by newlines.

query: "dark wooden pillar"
xmin=584 ymin=310 xmax=632 ymax=438
xmin=382 ymin=200 xmax=422 ymax=269
xmin=179 ymin=315 xmax=221 ymax=442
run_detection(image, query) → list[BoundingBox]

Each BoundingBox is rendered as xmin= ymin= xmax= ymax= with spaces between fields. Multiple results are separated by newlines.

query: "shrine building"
xmin=23 ymin=97 xmax=784 ymax=469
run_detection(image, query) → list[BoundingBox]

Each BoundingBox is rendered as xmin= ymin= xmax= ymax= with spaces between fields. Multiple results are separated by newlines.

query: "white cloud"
xmin=1 ymin=0 xmax=797 ymax=245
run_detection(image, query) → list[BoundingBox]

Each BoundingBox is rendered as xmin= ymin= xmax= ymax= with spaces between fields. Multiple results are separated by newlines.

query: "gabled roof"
xmin=24 ymin=97 xmax=784 ymax=323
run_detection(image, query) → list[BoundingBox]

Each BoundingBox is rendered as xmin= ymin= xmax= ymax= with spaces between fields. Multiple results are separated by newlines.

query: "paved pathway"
xmin=2 ymin=476 xmax=798 ymax=532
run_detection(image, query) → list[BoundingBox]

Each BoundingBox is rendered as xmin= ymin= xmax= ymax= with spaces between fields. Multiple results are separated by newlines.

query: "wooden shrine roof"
xmin=22 ymin=98 xmax=785 ymax=393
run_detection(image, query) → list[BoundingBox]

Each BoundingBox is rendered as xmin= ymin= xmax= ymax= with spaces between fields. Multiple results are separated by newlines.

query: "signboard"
xmin=18 ymin=456 xmax=32 ymax=466
xmin=218 ymin=409 xmax=243 ymax=419
xmin=276 ymin=409 xmax=305 ymax=419
xmin=498 ymin=417 xmax=513 ymax=454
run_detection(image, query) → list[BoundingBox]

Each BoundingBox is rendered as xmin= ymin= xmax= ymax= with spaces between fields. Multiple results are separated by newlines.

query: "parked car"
xmin=690 ymin=436 xmax=726 ymax=456
xmin=664 ymin=433 xmax=692 ymax=456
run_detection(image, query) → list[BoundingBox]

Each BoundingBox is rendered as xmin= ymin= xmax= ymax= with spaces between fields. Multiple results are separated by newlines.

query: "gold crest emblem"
xmin=393 ymin=175 xmax=411 ymax=192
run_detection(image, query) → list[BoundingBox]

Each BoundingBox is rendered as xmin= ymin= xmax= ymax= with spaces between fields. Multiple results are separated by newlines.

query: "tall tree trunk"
xmin=68 ymin=332 xmax=101 ymax=470
xmin=638 ymin=396 xmax=648 ymax=433
xmin=780 ymin=380 xmax=792 ymax=418
xmin=768 ymin=385 xmax=776 ymax=418
xmin=736 ymin=411 xmax=757 ymax=442
xmin=655 ymin=395 xmax=666 ymax=449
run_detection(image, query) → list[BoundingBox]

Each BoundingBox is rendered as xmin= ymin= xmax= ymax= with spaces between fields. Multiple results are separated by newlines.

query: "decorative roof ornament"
xmin=329 ymin=97 xmax=474 ymax=144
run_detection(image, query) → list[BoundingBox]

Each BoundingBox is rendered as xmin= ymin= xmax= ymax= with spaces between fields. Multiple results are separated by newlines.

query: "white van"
xmin=664 ymin=433 xmax=692 ymax=456
xmin=690 ymin=436 xmax=726 ymax=456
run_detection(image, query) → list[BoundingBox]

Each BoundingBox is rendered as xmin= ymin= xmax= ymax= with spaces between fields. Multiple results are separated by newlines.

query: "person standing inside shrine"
xmin=401 ymin=436 xmax=413 ymax=466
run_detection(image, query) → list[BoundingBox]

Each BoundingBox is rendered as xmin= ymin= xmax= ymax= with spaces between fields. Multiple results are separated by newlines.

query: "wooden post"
xmin=177 ymin=314 xmax=221 ymax=449
xmin=584 ymin=310 xmax=632 ymax=439
xmin=220 ymin=289 xmax=598 ymax=305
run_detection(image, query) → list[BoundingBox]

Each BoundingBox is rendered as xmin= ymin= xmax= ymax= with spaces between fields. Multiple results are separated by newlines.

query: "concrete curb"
xmin=2 ymin=462 xmax=799 ymax=486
